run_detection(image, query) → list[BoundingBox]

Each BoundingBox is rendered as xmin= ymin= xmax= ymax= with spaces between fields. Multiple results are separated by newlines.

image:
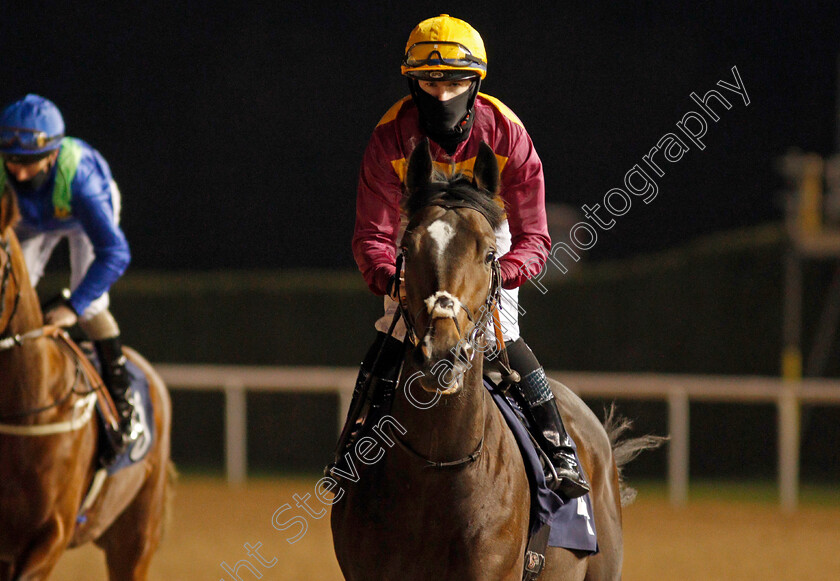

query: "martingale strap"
xmin=0 ymin=325 xmax=121 ymax=433
xmin=0 ymin=393 xmax=97 ymax=436
xmin=48 ymin=327 xmax=121 ymax=432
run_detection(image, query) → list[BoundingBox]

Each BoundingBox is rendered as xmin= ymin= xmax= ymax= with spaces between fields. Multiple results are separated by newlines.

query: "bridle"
xmin=395 ymin=199 xmax=504 ymax=350
xmin=394 ymin=245 xmax=502 ymax=355
xmin=385 ymin=201 xmax=510 ymax=469
xmin=0 ymin=231 xmax=22 ymax=338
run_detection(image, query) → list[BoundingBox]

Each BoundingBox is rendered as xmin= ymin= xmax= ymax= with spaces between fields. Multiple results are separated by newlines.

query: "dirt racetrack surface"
xmin=51 ymin=476 xmax=840 ymax=580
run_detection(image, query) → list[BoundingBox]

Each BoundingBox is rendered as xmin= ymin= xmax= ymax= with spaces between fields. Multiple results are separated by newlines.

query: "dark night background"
xmin=5 ymin=2 xmax=840 ymax=481
xmin=3 ymin=1 xmax=839 ymax=271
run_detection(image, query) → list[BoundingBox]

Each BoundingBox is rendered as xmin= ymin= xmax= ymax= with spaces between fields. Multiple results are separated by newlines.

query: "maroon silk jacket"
xmin=353 ymin=92 xmax=551 ymax=296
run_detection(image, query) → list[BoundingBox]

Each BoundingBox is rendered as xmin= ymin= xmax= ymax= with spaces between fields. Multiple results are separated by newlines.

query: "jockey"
xmin=0 ymin=94 xmax=142 ymax=457
xmin=334 ymin=15 xmax=588 ymax=498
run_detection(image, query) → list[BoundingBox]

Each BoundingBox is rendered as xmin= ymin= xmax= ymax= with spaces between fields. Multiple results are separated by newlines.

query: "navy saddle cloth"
xmin=486 ymin=380 xmax=598 ymax=553
xmin=87 ymin=351 xmax=156 ymax=475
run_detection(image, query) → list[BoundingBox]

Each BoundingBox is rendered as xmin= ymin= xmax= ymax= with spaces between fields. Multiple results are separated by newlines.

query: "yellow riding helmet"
xmin=401 ymin=14 xmax=487 ymax=81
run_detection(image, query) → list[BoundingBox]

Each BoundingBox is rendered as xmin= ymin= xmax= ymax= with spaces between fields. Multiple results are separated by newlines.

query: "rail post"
xmin=224 ymin=381 xmax=247 ymax=485
xmin=668 ymin=387 xmax=690 ymax=507
xmin=778 ymin=385 xmax=800 ymax=512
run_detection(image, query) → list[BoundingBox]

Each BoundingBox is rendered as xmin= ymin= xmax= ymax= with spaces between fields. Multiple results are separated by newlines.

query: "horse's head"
xmin=400 ymin=139 xmax=504 ymax=396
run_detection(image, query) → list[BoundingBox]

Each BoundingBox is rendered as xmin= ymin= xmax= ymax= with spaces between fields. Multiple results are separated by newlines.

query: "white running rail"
xmin=155 ymin=365 xmax=840 ymax=512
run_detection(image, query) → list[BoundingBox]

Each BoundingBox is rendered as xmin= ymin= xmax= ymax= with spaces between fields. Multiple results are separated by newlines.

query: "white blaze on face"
xmin=426 ymin=219 xmax=456 ymax=262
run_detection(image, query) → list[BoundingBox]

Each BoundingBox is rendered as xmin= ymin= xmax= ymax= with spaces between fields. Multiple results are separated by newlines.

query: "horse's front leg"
xmin=13 ymin=515 xmax=71 ymax=581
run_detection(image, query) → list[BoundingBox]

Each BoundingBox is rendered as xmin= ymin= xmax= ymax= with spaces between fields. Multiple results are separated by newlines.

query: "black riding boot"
xmin=326 ymin=332 xmax=404 ymax=477
xmin=506 ymin=339 xmax=589 ymax=499
xmin=527 ymin=388 xmax=590 ymax=499
xmin=96 ymin=336 xmax=143 ymax=457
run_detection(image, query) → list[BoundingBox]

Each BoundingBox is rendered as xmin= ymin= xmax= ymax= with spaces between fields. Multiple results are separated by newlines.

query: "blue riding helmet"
xmin=0 ymin=94 xmax=65 ymax=156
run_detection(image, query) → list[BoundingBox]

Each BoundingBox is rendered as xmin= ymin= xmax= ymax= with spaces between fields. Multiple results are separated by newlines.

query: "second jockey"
xmin=0 ymin=94 xmax=142 ymax=459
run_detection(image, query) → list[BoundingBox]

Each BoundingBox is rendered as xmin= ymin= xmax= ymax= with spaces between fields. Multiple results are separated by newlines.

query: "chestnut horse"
xmin=0 ymin=188 xmax=173 ymax=580
xmin=332 ymin=141 xmax=659 ymax=580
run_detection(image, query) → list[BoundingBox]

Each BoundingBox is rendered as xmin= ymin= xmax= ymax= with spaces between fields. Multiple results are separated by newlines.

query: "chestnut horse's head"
xmin=400 ymin=138 xmax=504 ymax=396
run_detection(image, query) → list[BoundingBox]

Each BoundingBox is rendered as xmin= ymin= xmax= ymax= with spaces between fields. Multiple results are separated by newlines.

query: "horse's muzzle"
xmin=404 ymin=290 xmax=477 ymax=395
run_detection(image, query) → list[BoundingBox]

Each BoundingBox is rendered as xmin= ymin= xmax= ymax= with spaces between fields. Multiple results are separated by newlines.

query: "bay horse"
xmin=331 ymin=140 xmax=659 ymax=580
xmin=0 ymin=188 xmax=173 ymax=580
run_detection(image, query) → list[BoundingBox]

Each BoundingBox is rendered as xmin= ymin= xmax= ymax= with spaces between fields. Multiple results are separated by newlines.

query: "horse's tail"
xmin=602 ymin=403 xmax=667 ymax=506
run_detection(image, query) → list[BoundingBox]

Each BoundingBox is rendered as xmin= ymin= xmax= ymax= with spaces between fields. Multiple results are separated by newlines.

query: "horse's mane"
xmin=403 ymin=172 xmax=504 ymax=231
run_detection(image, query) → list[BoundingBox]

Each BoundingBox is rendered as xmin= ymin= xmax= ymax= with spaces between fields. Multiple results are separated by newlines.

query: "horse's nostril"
xmin=436 ymin=296 xmax=454 ymax=309
xmin=425 ymin=291 xmax=462 ymax=318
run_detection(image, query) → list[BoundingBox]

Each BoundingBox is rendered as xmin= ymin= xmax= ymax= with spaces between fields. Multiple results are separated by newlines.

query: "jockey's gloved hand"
xmin=45 ymin=304 xmax=78 ymax=328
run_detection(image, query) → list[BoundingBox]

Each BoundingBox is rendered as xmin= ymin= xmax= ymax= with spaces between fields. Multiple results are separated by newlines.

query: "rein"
xmin=0 ymin=325 xmax=52 ymax=351
xmin=388 ymin=387 xmax=487 ymax=469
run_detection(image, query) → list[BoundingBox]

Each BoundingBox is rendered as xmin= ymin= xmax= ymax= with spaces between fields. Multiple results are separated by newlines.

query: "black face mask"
xmin=5 ymin=164 xmax=53 ymax=194
xmin=410 ymin=79 xmax=480 ymax=154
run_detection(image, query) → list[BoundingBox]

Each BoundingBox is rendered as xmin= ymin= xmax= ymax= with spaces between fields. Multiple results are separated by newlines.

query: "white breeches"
xmin=18 ymin=225 xmax=109 ymax=321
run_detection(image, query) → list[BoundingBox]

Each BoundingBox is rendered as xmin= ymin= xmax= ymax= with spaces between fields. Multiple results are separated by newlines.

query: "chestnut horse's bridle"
xmin=0 ymin=232 xmax=22 ymax=338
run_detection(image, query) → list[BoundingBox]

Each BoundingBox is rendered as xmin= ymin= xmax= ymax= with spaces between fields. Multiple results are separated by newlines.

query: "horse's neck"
xmin=0 ymin=281 xmax=66 ymax=410
xmin=392 ymin=360 xmax=488 ymax=463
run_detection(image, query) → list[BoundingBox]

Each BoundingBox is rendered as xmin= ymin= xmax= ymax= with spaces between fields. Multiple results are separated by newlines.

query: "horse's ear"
xmin=472 ymin=141 xmax=500 ymax=195
xmin=406 ymin=138 xmax=433 ymax=193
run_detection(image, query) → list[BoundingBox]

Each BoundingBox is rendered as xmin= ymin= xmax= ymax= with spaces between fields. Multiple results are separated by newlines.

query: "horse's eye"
xmin=485 ymin=250 xmax=496 ymax=263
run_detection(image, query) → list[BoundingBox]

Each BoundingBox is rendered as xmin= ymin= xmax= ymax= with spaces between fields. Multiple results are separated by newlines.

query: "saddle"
xmin=338 ymin=368 xmax=596 ymax=579
xmin=72 ymin=335 xmax=156 ymax=526
xmin=18 ymin=326 xmax=155 ymax=474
